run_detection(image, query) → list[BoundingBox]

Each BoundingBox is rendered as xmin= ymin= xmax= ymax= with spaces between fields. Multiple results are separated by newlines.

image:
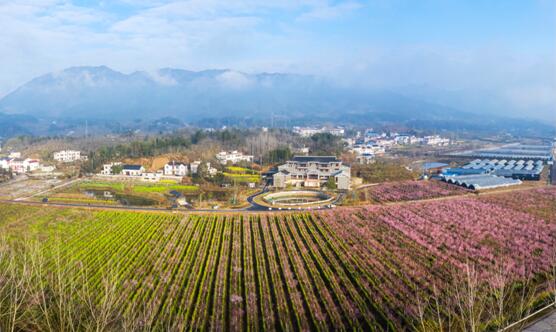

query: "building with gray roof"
xmin=273 ymin=156 xmax=351 ymax=190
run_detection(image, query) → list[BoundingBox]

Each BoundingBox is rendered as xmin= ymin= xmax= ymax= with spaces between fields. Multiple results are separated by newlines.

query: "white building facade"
xmin=100 ymin=162 xmax=122 ymax=175
xmin=216 ymin=151 xmax=254 ymax=165
xmin=273 ymin=156 xmax=351 ymax=190
xmin=53 ymin=150 xmax=88 ymax=163
xmin=121 ymin=165 xmax=144 ymax=176
xmin=164 ymin=161 xmax=188 ymax=176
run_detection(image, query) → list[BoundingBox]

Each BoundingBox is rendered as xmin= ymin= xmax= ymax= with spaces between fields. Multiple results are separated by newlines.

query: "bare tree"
xmin=452 ymin=262 xmax=485 ymax=332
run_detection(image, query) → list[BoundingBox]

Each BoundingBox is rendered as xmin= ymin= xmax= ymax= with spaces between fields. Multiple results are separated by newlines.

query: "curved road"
xmin=0 ymin=186 xmax=342 ymax=213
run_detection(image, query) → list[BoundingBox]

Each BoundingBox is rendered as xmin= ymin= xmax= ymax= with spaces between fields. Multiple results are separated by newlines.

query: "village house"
xmin=356 ymin=153 xmax=375 ymax=164
xmin=190 ymin=161 xmax=201 ymax=174
xmin=424 ymin=135 xmax=451 ymax=146
xmin=142 ymin=172 xmax=162 ymax=182
xmin=0 ymin=157 xmax=10 ymax=170
xmin=207 ymin=162 xmax=218 ymax=176
xmin=215 ymin=151 xmax=254 ymax=165
xmin=1 ymin=155 xmax=46 ymax=174
xmin=293 ymin=126 xmax=345 ymax=137
xmin=273 ymin=156 xmax=351 ymax=190
xmin=164 ymin=161 xmax=188 ymax=176
xmin=121 ymin=164 xmax=144 ymax=176
xmin=350 ymin=143 xmax=386 ymax=156
xmin=8 ymin=159 xmax=25 ymax=173
xmin=100 ymin=162 xmax=122 ymax=175
xmin=53 ymin=150 xmax=88 ymax=163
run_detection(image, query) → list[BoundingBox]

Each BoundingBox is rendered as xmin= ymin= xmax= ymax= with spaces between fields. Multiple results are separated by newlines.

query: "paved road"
xmin=0 ymin=198 xmax=264 ymax=214
xmin=1 ymin=178 xmax=543 ymax=214
xmin=0 ymin=186 xmax=338 ymax=213
xmin=524 ymin=310 xmax=556 ymax=332
xmin=551 ymin=163 xmax=556 ymax=185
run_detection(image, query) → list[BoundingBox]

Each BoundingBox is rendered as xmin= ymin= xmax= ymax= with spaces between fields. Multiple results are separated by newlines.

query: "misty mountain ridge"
xmin=0 ymin=65 xmax=462 ymax=120
xmin=0 ymin=66 xmax=553 ymax=138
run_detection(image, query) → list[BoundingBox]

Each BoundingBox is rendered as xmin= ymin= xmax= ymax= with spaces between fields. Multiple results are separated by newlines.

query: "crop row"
xmin=0 ymin=186 xmax=554 ymax=331
xmin=1 ymin=207 xmax=402 ymax=330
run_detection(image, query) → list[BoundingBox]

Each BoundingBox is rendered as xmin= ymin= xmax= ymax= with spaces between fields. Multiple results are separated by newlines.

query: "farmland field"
xmin=0 ymin=186 xmax=555 ymax=331
xmin=79 ymin=180 xmax=200 ymax=194
xmin=224 ymin=167 xmax=261 ymax=183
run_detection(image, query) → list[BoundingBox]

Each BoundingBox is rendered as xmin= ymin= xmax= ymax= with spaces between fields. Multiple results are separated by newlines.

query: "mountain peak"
xmin=0 ymin=65 xmax=501 ymax=129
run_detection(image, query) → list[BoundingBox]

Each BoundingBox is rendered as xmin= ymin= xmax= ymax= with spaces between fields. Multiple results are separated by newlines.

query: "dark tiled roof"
xmin=123 ymin=164 xmax=143 ymax=170
xmin=291 ymin=156 xmax=339 ymax=163
xmin=167 ymin=161 xmax=187 ymax=166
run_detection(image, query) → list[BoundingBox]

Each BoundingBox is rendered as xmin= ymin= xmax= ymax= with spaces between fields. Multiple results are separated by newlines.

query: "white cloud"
xmin=149 ymin=70 xmax=178 ymax=86
xmin=216 ymin=70 xmax=253 ymax=89
xmin=0 ymin=1 xmax=553 ymax=121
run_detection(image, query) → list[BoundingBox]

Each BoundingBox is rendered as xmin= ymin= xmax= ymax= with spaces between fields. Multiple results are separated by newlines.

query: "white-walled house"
xmin=424 ymin=135 xmax=450 ymax=146
xmin=293 ymin=126 xmax=345 ymax=137
xmin=100 ymin=162 xmax=122 ymax=175
xmin=53 ymin=150 xmax=88 ymax=163
xmin=40 ymin=165 xmax=56 ymax=173
xmin=188 ymin=161 xmax=217 ymax=177
xmin=8 ymin=159 xmax=25 ymax=173
xmin=207 ymin=162 xmax=217 ymax=176
xmin=215 ymin=151 xmax=254 ymax=165
xmin=356 ymin=153 xmax=375 ymax=164
xmin=190 ymin=161 xmax=201 ymax=174
xmin=164 ymin=161 xmax=188 ymax=176
xmin=121 ymin=165 xmax=144 ymax=176
xmin=0 ymin=157 xmax=44 ymax=174
xmin=142 ymin=172 xmax=162 ymax=182
xmin=0 ymin=157 xmax=10 ymax=170
xmin=24 ymin=159 xmax=40 ymax=172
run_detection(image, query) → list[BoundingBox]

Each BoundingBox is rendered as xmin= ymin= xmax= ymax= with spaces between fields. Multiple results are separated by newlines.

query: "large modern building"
xmin=273 ymin=156 xmax=351 ymax=190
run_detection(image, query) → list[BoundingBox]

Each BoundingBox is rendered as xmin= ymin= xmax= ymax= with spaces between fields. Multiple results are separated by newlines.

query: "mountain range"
xmin=0 ymin=66 xmax=553 ymax=137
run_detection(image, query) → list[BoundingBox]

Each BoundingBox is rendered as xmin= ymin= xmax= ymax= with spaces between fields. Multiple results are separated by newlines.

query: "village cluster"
xmin=98 ymin=150 xmax=255 ymax=182
xmin=343 ymin=130 xmax=451 ymax=164
xmin=0 ymin=151 xmax=54 ymax=174
xmin=0 ymin=149 xmax=91 ymax=176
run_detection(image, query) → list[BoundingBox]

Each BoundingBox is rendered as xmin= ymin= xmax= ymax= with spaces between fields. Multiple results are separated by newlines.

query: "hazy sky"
xmin=1 ymin=0 xmax=555 ymax=120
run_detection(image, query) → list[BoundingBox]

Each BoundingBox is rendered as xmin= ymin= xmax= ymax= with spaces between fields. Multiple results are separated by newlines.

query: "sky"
xmin=0 ymin=0 xmax=555 ymax=121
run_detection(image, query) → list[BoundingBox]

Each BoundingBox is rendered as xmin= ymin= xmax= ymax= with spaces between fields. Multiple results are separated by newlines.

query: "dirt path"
xmin=14 ymin=178 xmax=82 ymax=201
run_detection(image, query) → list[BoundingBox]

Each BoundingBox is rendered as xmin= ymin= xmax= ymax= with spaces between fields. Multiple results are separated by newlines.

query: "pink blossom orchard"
xmin=364 ymin=180 xmax=470 ymax=203
xmin=318 ymin=187 xmax=556 ymax=325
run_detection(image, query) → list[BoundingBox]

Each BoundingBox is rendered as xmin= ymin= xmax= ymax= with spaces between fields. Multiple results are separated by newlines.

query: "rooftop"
xmin=123 ymin=164 xmax=143 ymax=170
xmin=291 ymin=156 xmax=340 ymax=163
xmin=423 ymin=162 xmax=449 ymax=170
xmin=167 ymin=161 xmax=187 ymax=166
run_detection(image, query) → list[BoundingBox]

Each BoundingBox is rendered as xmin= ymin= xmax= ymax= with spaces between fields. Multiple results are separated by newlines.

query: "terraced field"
xmin=0 ymin=186 xmax=555 ymax=331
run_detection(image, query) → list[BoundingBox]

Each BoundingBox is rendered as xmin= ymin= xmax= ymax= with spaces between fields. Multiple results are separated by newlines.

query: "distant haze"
xmin=0 ymin=1 xmax=554 ymax=123
xmin=0 ymin=66 xmax=466 ymax=121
